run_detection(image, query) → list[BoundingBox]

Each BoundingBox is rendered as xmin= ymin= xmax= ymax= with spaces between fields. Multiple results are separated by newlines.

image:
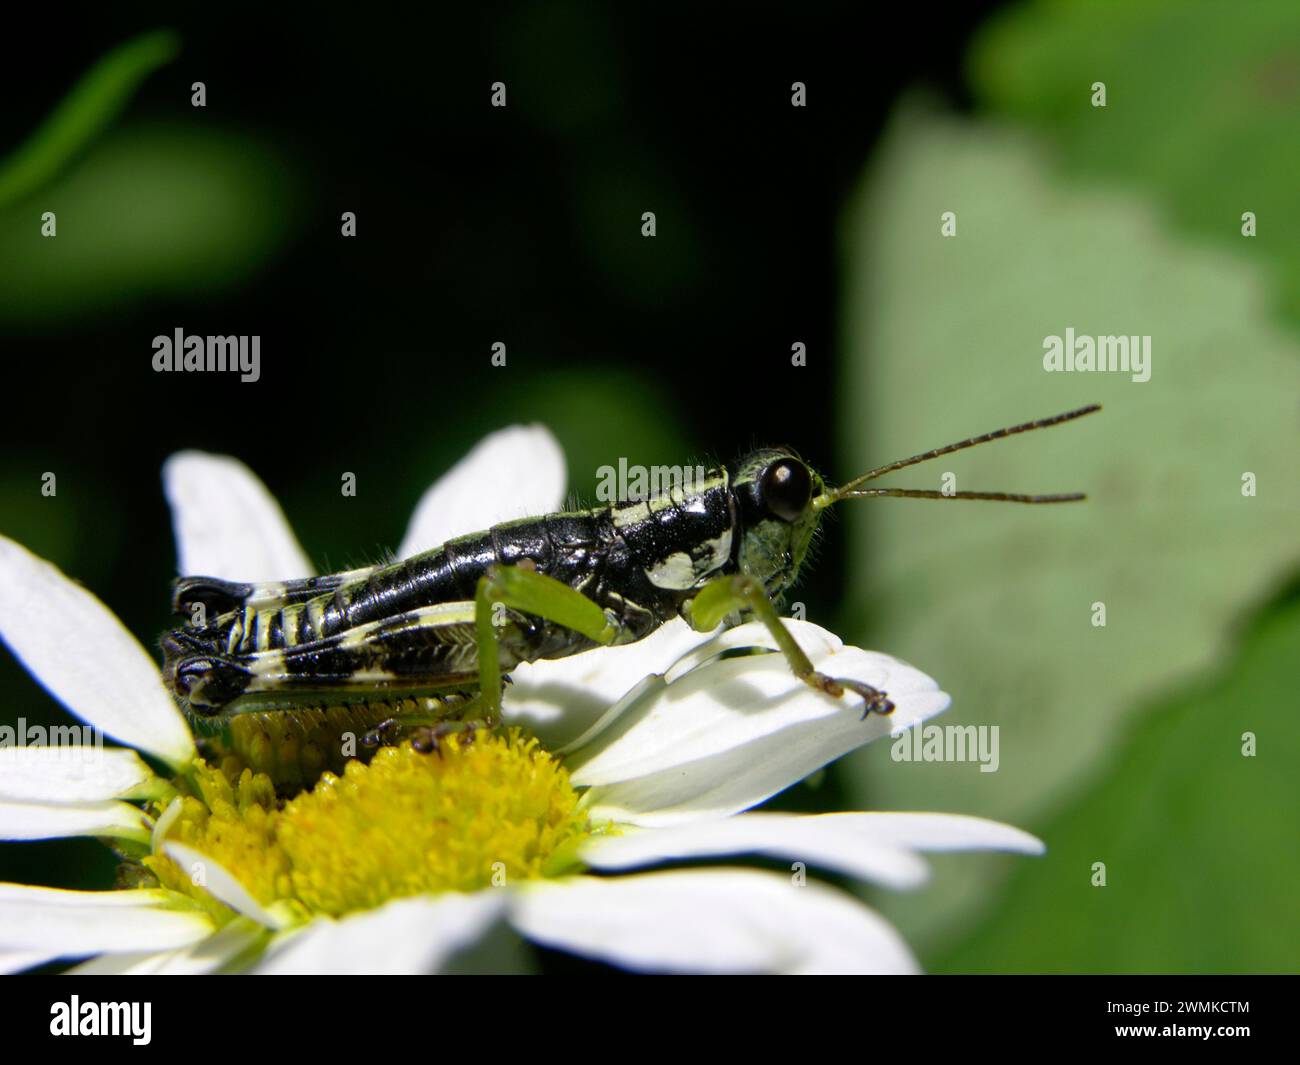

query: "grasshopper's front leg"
xmin=686 ymin=574 xmax=894 ymax=717
xmin=474 ymin=561 xmax=621 ymax=722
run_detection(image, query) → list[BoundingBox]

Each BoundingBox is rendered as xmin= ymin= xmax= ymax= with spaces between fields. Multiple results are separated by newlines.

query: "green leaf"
xmin=0 ymin=125 xmax=300 ymax=323
xmin=0 ymin=30 xmax=179 ymax=208
xmin=971 ymin=0 xmax=1300 ymax=326
xmin=835 ymin=109 xmax=1300 ymax=952
xmin=936 ymin=592 xmax=1300 ymax=973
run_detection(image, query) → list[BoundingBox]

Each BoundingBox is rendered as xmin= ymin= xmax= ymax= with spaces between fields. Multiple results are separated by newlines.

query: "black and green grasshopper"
xmin=161 ymin=405 xmax=1099 ymax=741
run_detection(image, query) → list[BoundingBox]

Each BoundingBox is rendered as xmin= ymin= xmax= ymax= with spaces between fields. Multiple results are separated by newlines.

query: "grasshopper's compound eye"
xmin=760 ymin=458 xmax=812 ymax=522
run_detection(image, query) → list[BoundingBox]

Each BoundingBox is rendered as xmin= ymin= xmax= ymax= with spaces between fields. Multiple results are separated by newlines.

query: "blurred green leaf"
xmin=972 ymin=0 xmax=1300 ymax=326
xmin=0 ymin=29 xmax=178 ymax=208
xmin=0 ymin=125 xmax=300 ymax=323
xmin=936 ymin=591 xmax=1300 ymax=973
xmin=837 ymin=109 xmax=1300 ymax=952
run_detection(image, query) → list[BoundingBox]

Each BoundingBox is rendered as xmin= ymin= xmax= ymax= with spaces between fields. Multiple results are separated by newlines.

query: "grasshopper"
xmin=162 ymin=405 xmax=1099 ymax=746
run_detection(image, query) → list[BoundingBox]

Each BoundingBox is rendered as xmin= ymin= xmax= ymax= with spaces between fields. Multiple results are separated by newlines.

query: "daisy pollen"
xmin=149 ymin=730 xmax=594 ymax=921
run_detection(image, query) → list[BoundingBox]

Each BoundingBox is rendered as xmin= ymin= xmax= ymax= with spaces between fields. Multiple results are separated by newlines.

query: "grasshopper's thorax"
xmin=728 ymin=449 xmax=824 ymax=602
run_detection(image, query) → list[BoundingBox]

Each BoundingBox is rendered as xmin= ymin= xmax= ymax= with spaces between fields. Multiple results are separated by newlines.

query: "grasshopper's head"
xmin=728 ymin=449 xmax=827 ymax=601
xmin=729 ymin=404 xmax=1103 ymax=602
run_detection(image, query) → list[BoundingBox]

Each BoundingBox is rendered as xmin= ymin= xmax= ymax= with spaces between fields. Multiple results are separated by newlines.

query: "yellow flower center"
xmin=147 ymin=730 xmax=593 ymax=920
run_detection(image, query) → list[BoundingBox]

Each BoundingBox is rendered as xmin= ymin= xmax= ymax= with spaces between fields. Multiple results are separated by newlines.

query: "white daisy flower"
xmin=0 ymin=426 xmax=1043 ymax=975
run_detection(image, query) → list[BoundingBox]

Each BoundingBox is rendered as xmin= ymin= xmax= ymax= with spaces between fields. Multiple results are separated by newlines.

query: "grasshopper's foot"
xmin=841 ymin=679 xmax=895 ymax=719
xmin=806 ymin=671 xmax=895 ymax=718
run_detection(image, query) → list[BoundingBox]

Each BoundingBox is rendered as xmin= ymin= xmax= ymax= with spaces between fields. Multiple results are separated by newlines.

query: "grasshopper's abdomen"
xmin=223 ymin=596 xmax=342 ymax=654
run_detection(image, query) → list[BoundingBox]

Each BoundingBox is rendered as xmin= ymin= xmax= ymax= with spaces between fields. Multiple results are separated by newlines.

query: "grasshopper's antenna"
xmin=815 ymin=404 xmax=1101 ymax=507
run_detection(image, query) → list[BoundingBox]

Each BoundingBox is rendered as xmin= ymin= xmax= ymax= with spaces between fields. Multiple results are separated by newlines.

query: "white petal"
xmin=164 ymin=842 xmax=290 ymax=929
xmin=572 ymin=622 xmax=939 ymax=785
xmin=0 ymin=799 xmax=149 ymax=842
xmin=0 ymin=884 xmax=212 ymax=954
xmin=0 ymin=951 xmax=60 ymax=974
xmin=504 ymin=618 xmax=720 ymax=749
xmin=0 ymin=883 xmax=174 ymax=906
xmin=163 ymin=451 xmax=314 ymax=580
xmin=151 ymin=795 xmax=183 ymax=854
xmin=0 ymin=537 xmax=195 ymax=768
xmin=510 ymin=870 xmax=919 ymax=974
xmin=580 ymin=813 xmax=930 ymax=890
xmin=254 ymin=892 xmax=504 ymax=975
xmin=572 ymin=626 xmax=948 ymax=825
xmin=67 ymin=919 xmax=265 ymax=974
xmin=580 ymin=812 xmax=1044 ymax=890
xmin=836 ymin=812 xmax=1046 ymax=856
xmin=397 ymin=425 xmax=566 ymax=558
xmin=0 ymin=746 xmax=155 ymax=803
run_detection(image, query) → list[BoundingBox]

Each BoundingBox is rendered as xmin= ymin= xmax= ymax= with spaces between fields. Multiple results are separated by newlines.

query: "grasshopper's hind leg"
xmin=371 ymin=563 xmax=624 ymax=749
xmin=363 ymin=562 xmax=623 ymax=748
xmin=473 ymin=562 xmax=621 ymax=722
xmin=686 ymin=574 xmax=894 ymax=718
